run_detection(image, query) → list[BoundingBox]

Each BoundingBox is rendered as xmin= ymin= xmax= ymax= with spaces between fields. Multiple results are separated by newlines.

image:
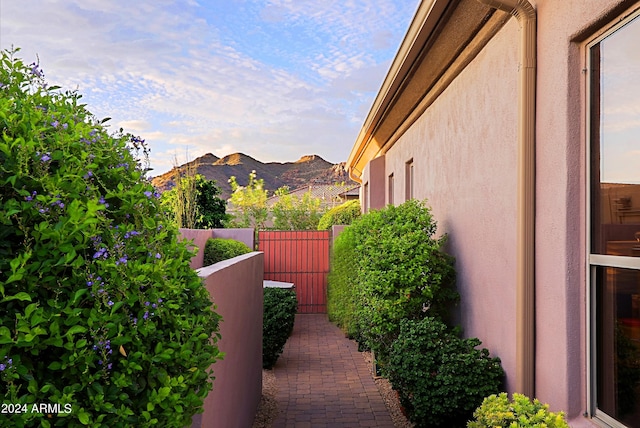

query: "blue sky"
xmin=0 ymin=0 xmax=417 ymax=176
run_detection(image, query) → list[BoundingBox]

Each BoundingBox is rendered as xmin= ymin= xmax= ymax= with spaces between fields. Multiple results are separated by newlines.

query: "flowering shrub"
xmin=0 ymin=49 xmax=221 ymax=427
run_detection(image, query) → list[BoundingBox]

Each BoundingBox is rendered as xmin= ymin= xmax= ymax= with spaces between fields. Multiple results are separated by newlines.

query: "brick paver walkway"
xmin=272 ymin=314 xmax=395 ymax=428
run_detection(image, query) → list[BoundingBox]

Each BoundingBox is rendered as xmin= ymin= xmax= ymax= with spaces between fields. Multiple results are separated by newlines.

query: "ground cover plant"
xmin=202 ymin=237 xmax=252 ymax=266
xmin=467 ymin=392 xmax=569 ymax=428
xmin=0 ymin=49 xmax=222 ymax=427
xmin=262 ymin=288 xmax=297 ymax=369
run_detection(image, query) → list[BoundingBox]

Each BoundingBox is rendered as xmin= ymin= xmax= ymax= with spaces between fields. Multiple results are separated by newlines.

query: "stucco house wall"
xmin=381 ymin=17 xmax=520 ymax=393
xmin=349 ymin=0 xmax=640 ymax=426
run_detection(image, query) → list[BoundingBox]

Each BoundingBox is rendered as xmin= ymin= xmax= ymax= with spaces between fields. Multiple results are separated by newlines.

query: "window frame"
xmin=405 ymin=159 xmax=414 ymax=201
xmin=586 ymin=6 xmax=640 ymax=425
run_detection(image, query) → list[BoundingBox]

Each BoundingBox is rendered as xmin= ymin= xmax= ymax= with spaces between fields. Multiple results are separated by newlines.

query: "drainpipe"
xmin=475 ymin=0 xmax=536 ymax=398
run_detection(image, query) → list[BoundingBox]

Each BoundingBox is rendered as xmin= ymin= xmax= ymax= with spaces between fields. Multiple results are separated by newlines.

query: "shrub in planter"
xmin=352 ymin=200 xmax=458 ymax=364
xmin=262 ymin=288 xmax=297 ymax=369
xmin=203 ymin=237 xmax=252 ymax=266
xmin=0 ymin=49 xmax=222 ymax=427
xmin=467 ymin=392 xmax=569 ymax=428
xmin=317 ymin=199 xmax=361 ymax=230
xmin=388 ymin=318 xmax=504 ymax=428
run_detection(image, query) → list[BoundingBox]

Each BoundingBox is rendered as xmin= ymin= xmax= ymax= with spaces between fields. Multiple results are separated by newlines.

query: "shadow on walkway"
xmin=272 ymin=314 xmax=395 ymax=428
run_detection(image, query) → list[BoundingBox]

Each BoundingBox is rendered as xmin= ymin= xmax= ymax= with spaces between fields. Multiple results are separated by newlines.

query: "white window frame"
xmin=586 ymin=7 xmax=640 ymax=426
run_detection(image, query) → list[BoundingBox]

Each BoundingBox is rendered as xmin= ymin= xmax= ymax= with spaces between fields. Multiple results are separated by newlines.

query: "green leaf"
xmin=66 ymin=325 xmax=87 ymax=336
xmin=2 ymin=292 xmax=32 ymax=303
xmin=78 ymin=411 xmax=90 ymax=425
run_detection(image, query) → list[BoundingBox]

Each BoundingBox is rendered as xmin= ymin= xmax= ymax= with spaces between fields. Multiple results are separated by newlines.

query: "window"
xmin=388 ymin=173 xmax=394 ymax=206
xmin=363 ymin=182 xmax=369 ymax=213
xmin=588 ymin=10 xmax=640 ymax=427
xmin=405 ymin=160 xmax=414 ymax=201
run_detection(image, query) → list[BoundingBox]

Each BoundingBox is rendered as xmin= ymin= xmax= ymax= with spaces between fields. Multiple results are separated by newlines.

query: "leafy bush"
xmin=326 ymin=224 xmax=359 ymax=338
xmin=317 ymin=199 xmax=360 ymax=230
xmin=467 ymin=393 xmax=569 ymax=428
xmin=353 ymin=200 xmax=458 ymax=363
xmin=203 ymin=237 xmax=252 ymax=266
xmin=262 ymin=288 xmax=297 ymax=369
xmin=0 ymin=49 xmax=222 ymax=427
xmin=388 ymin=318 xmax=504 ymax=428
xmin=272 ymin=186 xmax=325 ymax=230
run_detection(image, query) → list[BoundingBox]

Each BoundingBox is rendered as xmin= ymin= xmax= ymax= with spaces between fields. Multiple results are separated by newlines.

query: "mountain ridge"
xmin=151 ymin=152 xmax=355 ymax=199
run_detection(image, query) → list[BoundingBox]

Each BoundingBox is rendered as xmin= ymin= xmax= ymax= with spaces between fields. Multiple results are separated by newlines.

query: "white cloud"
xmin=1 ymin=0 xmax=417 ymax=175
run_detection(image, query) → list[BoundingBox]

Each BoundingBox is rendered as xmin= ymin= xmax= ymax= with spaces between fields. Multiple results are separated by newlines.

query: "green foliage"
xmin=161 ymin=174 xmax=227 ymax=229
xmin=202 ymin=238 xmax=252 ymax=266
xmin=317 ymin=199 xmax=360 ymax=230
xmin=262 ymin=288 xmax=297 ymax=369
xmin=356 ymin=200 xmax=458 ymax=363
xmin=271 ymin=186 xmax=325 ymax=230
xmin=467 ymin=393 xmax=569 ymax=428
xmin=194 ymin=176 xmax=228 ymax=229
xmin=228 ymin=171 xmax=268 ymax=229
xmin=388 ymin=318 xmax=504 ymax=428
xmin=0 ymin=49 xmax=222 ymax=427
xmin=326 ymin=225 xmax=359 ymax=338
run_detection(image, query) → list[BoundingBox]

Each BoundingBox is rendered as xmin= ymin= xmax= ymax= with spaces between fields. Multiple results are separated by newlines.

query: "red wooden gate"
xmin=258 ymin=230 xmax=330 ymax=314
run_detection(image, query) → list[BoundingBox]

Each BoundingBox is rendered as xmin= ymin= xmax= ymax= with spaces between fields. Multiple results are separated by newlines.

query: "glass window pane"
xmin=596 ymin=266 xmax=640 ymax=426
xmin=591 ymin=15 xmax=640 ymax=255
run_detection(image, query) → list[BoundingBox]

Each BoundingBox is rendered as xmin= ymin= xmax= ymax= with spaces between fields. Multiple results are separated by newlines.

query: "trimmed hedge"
xmin=262 ymin=288 xmax=297 ymax=369
xmin=203 ymin=237 xmax=251 ymax=266
xmin=388 ymin=318 xmax=504 ymax=428
xmin=317 ymin=199 xmax=361 ymax=230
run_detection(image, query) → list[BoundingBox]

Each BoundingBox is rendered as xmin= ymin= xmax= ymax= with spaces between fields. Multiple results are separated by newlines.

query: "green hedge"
xmin=262 ymin=288 xmax=298 ymax=369
xmin=388 ymin=318 xmax=504 ymax=428
xmin=468 ymin=393 xmax=569 ymax=428
xmin=317 ymin=199 xmax=360 ymax=230
xmin=203 ymin=237 xmax=252 ymax=266
xmin=328 ymin=200 xmax=458 ymax=365
xmin=0 ymin=49 xmax=221 ymax=427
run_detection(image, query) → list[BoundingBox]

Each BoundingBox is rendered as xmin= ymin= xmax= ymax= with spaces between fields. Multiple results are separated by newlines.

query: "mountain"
xmin=151 ymin=153 xmax=355 ymax=199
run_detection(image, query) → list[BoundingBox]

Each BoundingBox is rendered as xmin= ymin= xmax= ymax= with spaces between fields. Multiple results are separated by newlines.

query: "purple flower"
xmin=62 ymin=123 xmax=68 ymax=130
xmin=133 ymin=317 xmax=138 ymax=325
xmin=40 ymin=153 xmax=51 ymax=162
xmin=143 ymin=311 xmax=149 ymax=320
xmin=144 ymin=301 xmax=150 ymax=307
xmin=116 ymin=256 xmax=128 ymax=265
xmin=107 ymin=300 xmax=114 ymax=306
xmin=93 ymin=247 xmax=108 ymax=259
xmin=157 ymin=298 xmax=163 ymax=303
xmin=87 ymin=281 xmax=93 ymax=287
xmin=51 ymin=120 xmax=59 ymax=128
xmin=144 ymin=191 xmax=152 ymax=198
xmin=107 ymin=363 xmax=112 ymax=370
xmin=98 ymin=360 xmax=103 ymax=365
xmin=84 ymin=171 xmax=93 ymax=179
xmin=0 ymin=364 xmax=5 ymax=371
xmin=155 ymin=253 xmax=161 ymax=259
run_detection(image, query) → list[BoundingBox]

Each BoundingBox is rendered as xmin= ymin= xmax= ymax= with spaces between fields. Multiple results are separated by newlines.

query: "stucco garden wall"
xmin=191 ymin=252 xmax=264 ymax=428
